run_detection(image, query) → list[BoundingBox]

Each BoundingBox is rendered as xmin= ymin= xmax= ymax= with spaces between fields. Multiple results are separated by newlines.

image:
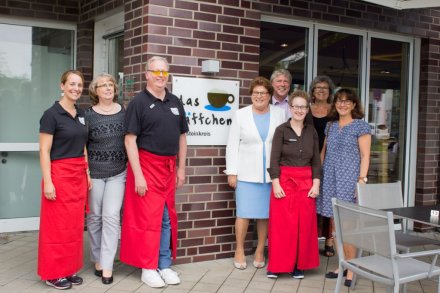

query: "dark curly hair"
xmin=249 ymin=76 xmax=273 ymax=96
xmin=328 ymin=88 xmax=364 ymax=121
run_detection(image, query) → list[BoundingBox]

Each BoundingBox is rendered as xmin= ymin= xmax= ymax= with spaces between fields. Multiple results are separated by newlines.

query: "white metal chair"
xmin=332 ymin=198 xmax=440 ymax=293
xmin=357 ymin=181 xmax=440 ymax=252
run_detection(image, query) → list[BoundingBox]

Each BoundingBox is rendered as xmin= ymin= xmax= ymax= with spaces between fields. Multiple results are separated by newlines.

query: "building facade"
xmin=0 ymin=0 xmax=439 ymax=264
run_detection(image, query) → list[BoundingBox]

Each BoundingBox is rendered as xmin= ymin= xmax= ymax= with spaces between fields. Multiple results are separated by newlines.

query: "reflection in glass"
xmin=368 ymin=39 xmax=409 ymax=183
xmin=317 ymin=30 xmax=362 ymax=93
xmin=0 ymin=24 xmax=74 ymax=142
xmin=259 ymin=22 xmax=308 ymax=90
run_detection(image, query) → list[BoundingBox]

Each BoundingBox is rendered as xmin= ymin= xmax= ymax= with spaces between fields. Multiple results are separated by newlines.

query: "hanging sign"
xmin=172 ymin=76 xmax=239 ymax=145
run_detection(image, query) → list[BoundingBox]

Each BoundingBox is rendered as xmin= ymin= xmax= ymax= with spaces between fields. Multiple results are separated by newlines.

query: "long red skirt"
xmin=267 ymin=166 xmax=319 ymax=272
xmin=38 ymin=157 xmax=88 ymax=280
xmin=120 ymin=150 xmax=178 ymax=269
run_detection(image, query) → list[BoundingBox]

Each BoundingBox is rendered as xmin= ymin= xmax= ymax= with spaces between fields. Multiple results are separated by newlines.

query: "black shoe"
xmin=292 ymin=269 xmax=304 ymax=279
xmin=45 ymin=278 xmax=72 ymax=290
xmin=66 ymin=275 xmax=83 ymax=285
xmin=94 ymin=269 xmax=103 ymax=277
xmin=344 ymin=279 xmax=352 ymax=287
xmin=102 ymin=275 xmax=113 ymax=285
xmin=325 ymin=269 xmax=347 ymax=279
xmin=266 ymin=271 xmax=279 ymax=279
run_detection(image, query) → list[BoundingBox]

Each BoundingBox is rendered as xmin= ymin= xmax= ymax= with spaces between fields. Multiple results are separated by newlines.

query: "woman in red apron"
xmin=38 ymin=70 xmax=91 ymax=290
xmin=267 ymin=90 xmax=321 ymax=279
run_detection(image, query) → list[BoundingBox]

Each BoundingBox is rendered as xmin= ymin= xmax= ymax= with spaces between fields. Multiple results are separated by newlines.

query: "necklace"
xmin=97 ymin=103 xmax=116 ymax=113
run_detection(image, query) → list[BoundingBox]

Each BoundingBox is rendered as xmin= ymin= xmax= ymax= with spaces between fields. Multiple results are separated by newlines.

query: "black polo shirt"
xmin=124 ymin=88 xmax=189 ymax=156
xmin=39 ymin=101 xmax=88 ymax=161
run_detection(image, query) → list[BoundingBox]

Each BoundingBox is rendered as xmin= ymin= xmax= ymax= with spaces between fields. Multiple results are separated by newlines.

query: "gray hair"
xmin=309 ymin=75 xmax=335 ymax=103
xmin=270 ymin=69 xmax=292 ymax=84
xmin=88 ymin=73 xmax=118 ymax=105
xmin=145 ymin=56 xmax=170 ymax=71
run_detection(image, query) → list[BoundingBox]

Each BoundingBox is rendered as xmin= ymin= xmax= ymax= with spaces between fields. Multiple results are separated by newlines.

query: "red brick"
xmin=188 ymin=211 xmax=211 ymax=220
xmin=175 ymin=19 xmax=198 ymax=29
xmin=169 ymin=8 xmax=192 ymax=18
xmin=199 ymin=244 xmax=220 ymax=254
xmin=212 ymin=209 xmax=234 ymax=218
xmin=223 ymin=25 xmax=244 ymax=34
xmin=190 ymin=158 xmax=212 ymax=166
xmin=194 ymin=30 xmax=216 ymax=40
xmin=194 ymin=166 xmax=218 ymax=175
xmin=198 ymin=40 xmax=221 ymax=49
xmin=205 ymin=236 xmax=216 ymax=245
xmin=194 ymin=184 xmax=218 ymax=193
xmin=194 ymin=12 xmax=216 ymax=22
xmin=175 ymin=1 xmax=198 ymax=10
xmin=181 ymin=238 xmax=204 ymax=247
xmin=182 ymin=202 xmax=206 ymax=211
xmin=207 ymin=201 xmax=228 ymax=209
xmin=194 ymin=219 xmax=216 ymax=228
xmin=217 ymin=33 xmax=239 ymax=43
xmin=179 ymin=221 xmax=193 ymax=229
xmin=200 ymin=3 xmax=222 ymax=14
xmin=188 ymin=229 xmax=210 ymax=237
xmin=188 ymin=176 xmax=211 ymax=184
xmin=211 ymin=226 xmax=233 ymax=235
xmin=188 ymin=193 xmax=212 ymax=201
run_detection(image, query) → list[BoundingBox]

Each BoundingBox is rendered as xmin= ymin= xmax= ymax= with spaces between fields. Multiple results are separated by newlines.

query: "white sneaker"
xmin=141 ymin=269 xmax=165 ymax=288
xmin=159 ymin=268 xmax=181 ymax=285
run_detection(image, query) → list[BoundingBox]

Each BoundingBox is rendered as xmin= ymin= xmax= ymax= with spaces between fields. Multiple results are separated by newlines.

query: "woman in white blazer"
xmin=225 ymin=76 xmax=286 ymax=270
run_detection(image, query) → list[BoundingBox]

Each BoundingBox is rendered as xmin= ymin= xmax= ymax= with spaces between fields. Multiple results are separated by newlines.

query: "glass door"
xmin=367 ymin=37 xmax=410 ymax=184
xmin=0 ymin=21 xmax=75 ymax=232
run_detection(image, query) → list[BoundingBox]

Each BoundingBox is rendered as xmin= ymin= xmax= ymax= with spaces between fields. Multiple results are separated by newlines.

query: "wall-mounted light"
xmin=280 ymin=43 xmax=288 ymax=48
xmin=202 ymin=60 xmax=220 ymax=73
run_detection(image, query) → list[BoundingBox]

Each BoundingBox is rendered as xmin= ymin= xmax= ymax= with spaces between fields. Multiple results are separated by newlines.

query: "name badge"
xmin=78 ymin=117 xmax=85 ymax=125
xmin=170 ymin=107 xmax=180 ymax=115
xmin=288 ymin=138 xmax=297 ymax=142
xmin=149 ymin=104 xmax=155 ymax=109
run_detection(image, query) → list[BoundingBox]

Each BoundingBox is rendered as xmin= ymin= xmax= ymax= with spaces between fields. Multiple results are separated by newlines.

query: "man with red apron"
xmin=120 ymin=56 xmax=188 ymax=288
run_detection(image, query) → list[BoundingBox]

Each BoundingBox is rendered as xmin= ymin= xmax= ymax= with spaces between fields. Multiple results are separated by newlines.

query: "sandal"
xmin=324 ymin=244 xmax=335 ymax=257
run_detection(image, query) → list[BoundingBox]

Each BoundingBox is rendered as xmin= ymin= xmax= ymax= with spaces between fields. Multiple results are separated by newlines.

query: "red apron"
xmin=37 ymin=157 xmax=88 ymax=280
xmin=267 ymin=166 xmax=319 ymax=272
xmin=120 ymin=150 xmax=178 ymax=269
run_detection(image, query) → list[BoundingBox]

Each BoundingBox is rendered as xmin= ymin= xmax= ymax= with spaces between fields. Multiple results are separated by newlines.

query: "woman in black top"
xmin=308 ymin=75 xmax=336 ymax=257
xmin=267 ymin=90 xmax=321 ymax=279
xmin=38 ymin=70 xmax=90 ymax=290
xmin=85 ymin=73 xmax=127 ymax=285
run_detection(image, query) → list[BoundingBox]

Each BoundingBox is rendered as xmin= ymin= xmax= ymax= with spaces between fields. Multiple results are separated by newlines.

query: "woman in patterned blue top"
xmin=85 ymin=73 xmax=127 ymax=285
xmin=317 ymin=88 xmax=371 ymax=287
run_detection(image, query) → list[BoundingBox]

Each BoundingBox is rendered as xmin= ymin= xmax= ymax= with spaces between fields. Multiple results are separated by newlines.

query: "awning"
xmin=361 ymin=0 xmax=440 ymax=10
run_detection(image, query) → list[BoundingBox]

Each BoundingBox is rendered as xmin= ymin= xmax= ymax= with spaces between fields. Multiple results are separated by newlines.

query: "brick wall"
xmin=124 ymin=0 xmax=261 ymax=264
xmin=1 ymin=0 xmax=440 ymax=262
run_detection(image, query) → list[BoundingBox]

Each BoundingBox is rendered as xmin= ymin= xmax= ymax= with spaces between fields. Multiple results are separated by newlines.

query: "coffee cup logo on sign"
xmin=205 ymin=91 xmax=235 ymax=111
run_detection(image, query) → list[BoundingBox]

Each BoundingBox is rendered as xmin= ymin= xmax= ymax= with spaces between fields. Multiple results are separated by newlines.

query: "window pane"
xmin=368 ymin=38 xmax=409 ymax=183
xmin=0 ymin=24 xmax=74 ymax=142
xmin=317 ymin=30 xmax=362 ymax=92
xmin=259 ymin=22 xmax=308 ymax=90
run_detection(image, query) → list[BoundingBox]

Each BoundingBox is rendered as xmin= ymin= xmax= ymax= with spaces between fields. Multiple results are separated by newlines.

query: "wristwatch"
xmin=358 ymin=176 xmax=368 ymax=183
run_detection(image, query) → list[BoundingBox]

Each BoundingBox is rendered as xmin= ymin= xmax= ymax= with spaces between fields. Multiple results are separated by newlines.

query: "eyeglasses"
xmin=290 ymin=105 xmax=309 ymax=111
xmin=147 ymin=70 xmax=169 ymax=77
xmin=335 ymin=99 xmax=353 ymax=105
xmin=252 ymin=91 xmax=269 ymax=97
xmin=315 ymin=86 xmax=329 ymax=91
xmin=96 ymin=83 xmax=114 ymax=88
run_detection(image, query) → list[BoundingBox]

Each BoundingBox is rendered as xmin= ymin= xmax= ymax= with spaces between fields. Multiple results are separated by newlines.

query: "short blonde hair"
xmin=88 ymin=73 xmax=119 ymax=105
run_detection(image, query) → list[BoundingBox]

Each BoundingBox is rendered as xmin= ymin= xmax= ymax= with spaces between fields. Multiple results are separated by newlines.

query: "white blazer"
xmin=224 ymin=104 xmax=286 ymax=183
